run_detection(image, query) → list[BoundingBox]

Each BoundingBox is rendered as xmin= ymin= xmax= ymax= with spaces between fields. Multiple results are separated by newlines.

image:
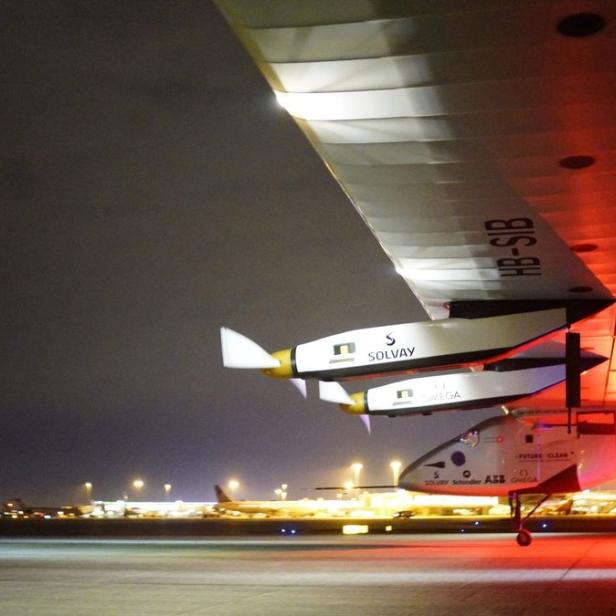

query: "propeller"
xmin=220 ymin=327 xmax=306 ymax=398
xmin=359 ymin=414 xmax=372 ymax=435
xmin=318 ymin=381 xmax=371 ymax=434
xmin=220 ymin=327 xmax=280 ymax=369
xmin=290 ymin=378 xmax=307 ymax=398
xmin=318 ymin=381 xmax=355 ymax=405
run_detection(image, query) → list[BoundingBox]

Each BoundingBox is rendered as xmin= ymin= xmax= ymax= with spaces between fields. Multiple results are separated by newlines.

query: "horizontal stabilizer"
xmin=220 ymin=327 xmax=280 ymax=369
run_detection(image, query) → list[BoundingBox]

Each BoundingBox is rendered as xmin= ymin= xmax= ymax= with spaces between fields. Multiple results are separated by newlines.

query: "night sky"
xmin=2 ymin=1 xmax=497 ymax=504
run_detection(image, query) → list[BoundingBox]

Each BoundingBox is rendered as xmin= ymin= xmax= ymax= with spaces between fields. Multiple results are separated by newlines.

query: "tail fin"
xmin=214 ymin=484 xmax=232 ymax=503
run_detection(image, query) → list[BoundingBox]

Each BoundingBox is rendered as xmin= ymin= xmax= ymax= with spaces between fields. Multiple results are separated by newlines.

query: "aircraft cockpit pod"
xmin=399 ymin=416 xmax=530 ymax=496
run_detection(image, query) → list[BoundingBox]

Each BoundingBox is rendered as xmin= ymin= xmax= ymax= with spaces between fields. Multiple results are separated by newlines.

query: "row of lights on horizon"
xmin=225 ymin=460 xmax=404 ymax=499
xmin=81 ymin=480 xmax=173 ymax=502
xmin=81 ymin=461 xmax=404 ymax=502
xmin=344 ymin=460 xmax=402 ymax=491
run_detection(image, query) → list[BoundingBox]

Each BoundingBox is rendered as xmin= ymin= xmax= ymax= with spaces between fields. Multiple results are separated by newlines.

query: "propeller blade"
xmin=290 ymin=378 xmax=307 ymax=399
xmin=318 ymin=381 xmax=354 ymax=405
xmin=360 ymin=414 xmax=371 ymax=435
xmin=319 ymin=381 xmax=369 ymax=432
xmin=220 ymin=327 xmax=280 ymax=369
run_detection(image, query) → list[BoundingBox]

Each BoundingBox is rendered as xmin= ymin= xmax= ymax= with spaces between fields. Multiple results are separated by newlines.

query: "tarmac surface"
xmin=2 ymin=533 xmax=616 ymax=615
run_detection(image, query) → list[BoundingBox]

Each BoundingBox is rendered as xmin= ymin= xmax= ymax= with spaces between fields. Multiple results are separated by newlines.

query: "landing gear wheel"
xmin=516 ymin=529 xmax=532 ymax=547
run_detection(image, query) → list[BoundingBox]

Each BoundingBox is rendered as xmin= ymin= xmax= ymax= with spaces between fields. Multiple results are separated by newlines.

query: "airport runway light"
xmin=164 ymin=483 xmax=172 ymax=501
xmin=274 ymin=488 xmax=282 ymax=500
xmin=84 ymin=482 xmax=92 ymax=502
xmin=281 ymin=484 xmax=288 ymax=500
xmin=351 ymin=462 xmax=363 ymax=488
xmin=390 ymin=460 xmax=402 ymax=486
xmin=228 ymin=479 xmax=239 ymax=498
xmin=132 ymin=479 xmax=144 ymax=498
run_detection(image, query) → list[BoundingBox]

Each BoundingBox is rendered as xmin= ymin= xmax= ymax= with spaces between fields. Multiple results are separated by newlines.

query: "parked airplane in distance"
xmin=213 ymin=485 xmax=353 ymax=518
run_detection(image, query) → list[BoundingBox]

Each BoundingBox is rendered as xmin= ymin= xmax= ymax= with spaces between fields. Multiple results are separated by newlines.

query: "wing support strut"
xmin=566 ymin=331 xmax=581 ymax=433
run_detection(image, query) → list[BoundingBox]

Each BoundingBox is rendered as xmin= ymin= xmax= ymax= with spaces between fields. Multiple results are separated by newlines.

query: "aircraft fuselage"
xmin=399 ymin=414 xmax=616 ymax=497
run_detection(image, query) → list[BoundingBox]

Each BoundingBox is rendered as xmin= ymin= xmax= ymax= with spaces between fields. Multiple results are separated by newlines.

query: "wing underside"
xmin=217 ymin=1 xmax=616 ymax=409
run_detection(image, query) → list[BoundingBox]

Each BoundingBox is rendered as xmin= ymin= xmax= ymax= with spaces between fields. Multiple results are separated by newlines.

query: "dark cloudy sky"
xmin=2 ymin=1 xmax=496 ymax=504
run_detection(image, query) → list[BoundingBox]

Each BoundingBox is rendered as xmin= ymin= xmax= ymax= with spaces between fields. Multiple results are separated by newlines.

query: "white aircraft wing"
xmin=216 ymin=2 xmax=616 ymax=407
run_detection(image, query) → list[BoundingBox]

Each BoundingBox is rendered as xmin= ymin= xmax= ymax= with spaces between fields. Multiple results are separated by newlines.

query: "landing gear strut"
xmin=509 ymin=492 xmax=551 ymax=547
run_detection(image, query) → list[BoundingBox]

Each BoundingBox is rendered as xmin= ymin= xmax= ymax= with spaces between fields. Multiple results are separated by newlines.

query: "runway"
xmin=2 ymin=534 xmax=616 ymax=615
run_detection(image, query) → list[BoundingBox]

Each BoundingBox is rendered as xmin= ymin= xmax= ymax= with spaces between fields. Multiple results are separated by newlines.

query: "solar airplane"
xmin=216 ymin=1 xmax=616 ymax=544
